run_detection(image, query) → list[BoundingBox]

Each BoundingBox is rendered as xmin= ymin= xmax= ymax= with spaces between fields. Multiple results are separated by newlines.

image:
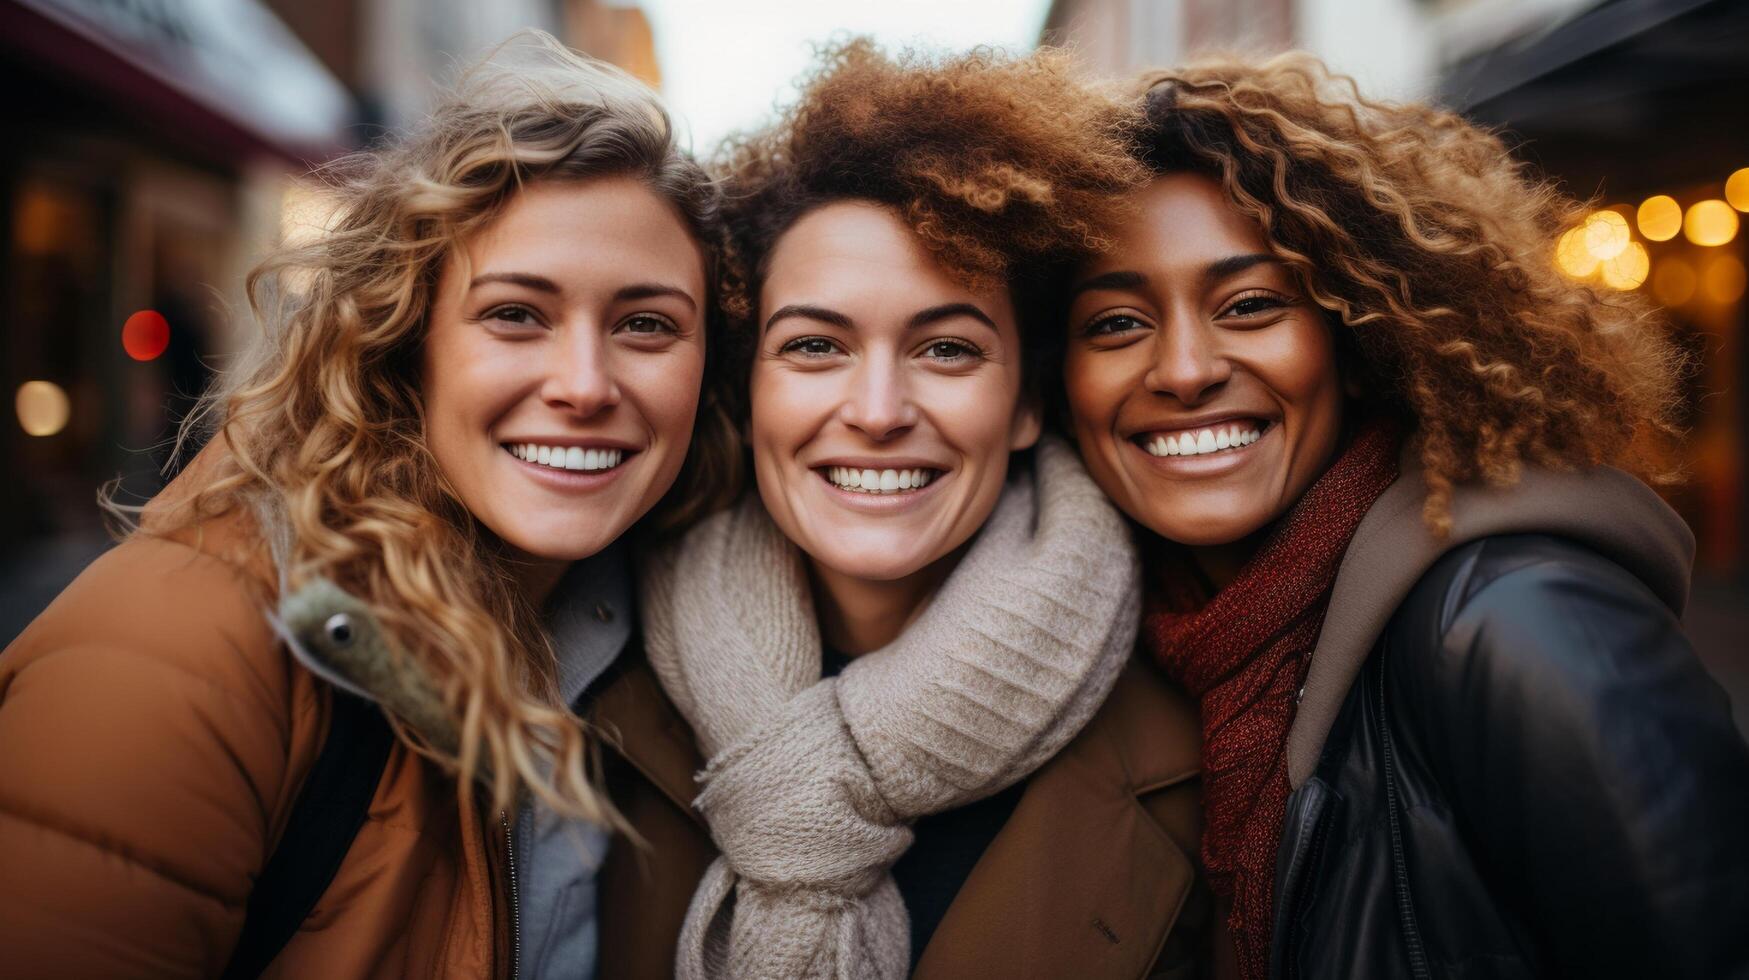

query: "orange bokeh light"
xmin=122 ymin=310 xmax=170 ymax=361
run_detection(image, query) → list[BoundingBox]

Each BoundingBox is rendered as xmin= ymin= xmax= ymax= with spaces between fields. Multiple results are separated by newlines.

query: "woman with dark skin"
xmin=1062 ymin=55 xmax=1749 ymax=980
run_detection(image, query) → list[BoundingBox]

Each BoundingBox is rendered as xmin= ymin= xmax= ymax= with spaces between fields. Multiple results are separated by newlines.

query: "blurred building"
xmin=1043 ymin=0 xmax=1749 ymax=728
xmin=2 ymin=0 xmax=355 ymax=638
xmin=1 ymin=0 xmax=663 ymax=642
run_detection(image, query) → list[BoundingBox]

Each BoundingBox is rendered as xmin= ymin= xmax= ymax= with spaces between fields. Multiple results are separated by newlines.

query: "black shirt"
xmin=821 ymin=647 xmax=1026 ymax=967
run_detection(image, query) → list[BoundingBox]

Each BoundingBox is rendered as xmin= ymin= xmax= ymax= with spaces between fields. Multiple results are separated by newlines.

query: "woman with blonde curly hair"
xmin=1060 ymin=53 xmax=1749 ymax=979
xmin=592 ymin=41 xmax=1218 ymax=979
xmin=0 ymin=33 xmax=737 ymax=977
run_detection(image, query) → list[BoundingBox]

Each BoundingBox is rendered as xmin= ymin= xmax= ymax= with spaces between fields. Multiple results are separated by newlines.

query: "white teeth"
xmin=824 ymin=466 xmax=937 ymax=495
xmin=506 ymin=443 xmax=626 ymax=471
xmin=1141 ymin=424 xmax=1265 ymax=458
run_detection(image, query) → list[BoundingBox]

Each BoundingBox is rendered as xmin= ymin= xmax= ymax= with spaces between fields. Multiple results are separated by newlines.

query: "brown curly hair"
xmin=1130 ymin=53 xmax=1686 ymax=531
xmin=713 ymin=38 xmax=1149 ymax=392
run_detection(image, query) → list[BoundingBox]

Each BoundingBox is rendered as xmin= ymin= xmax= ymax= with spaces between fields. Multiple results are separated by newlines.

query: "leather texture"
xmin=1270 ymin=533 xmax=1749 ymax=980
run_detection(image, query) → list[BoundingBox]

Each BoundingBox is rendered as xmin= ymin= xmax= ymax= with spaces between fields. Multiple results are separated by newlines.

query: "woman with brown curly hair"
xmin=0 ymin=33 xmax=738 ymax=977
xmin=1061 ymin=53 xmax=1749 ymax=979
xmin=591 ymin=41 xmax=1216 ymax=979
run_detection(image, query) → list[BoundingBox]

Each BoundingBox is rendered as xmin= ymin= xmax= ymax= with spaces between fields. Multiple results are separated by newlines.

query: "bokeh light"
xmin=1652 ymin=257 xmax=1697 ymax=307
xmin=1704 ymin=254 xmax=1747 ymax=305
xmin=1556 ymin=226 xmax=1599 ymax=278
xmin=1636 ymin=195 xmax=1682 ymax=241
xmin=122 ymin=310 xmax=170 ymax=361
xmin=1684 ymin=199 xmax=1739 ymax=246
xmin=1600 ymin=241 xmax=1650 ymax=290
xmin=1583 ymin=210 xmax=1631 ymax=260
xmin=16 ymin=381 xmax=71 ymax=437
xmin=1726 ymin=168 xmax=1749 ymax=212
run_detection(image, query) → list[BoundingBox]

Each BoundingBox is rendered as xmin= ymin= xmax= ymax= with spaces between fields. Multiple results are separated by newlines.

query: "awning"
xmin=1442 ymin=0 xmax=1749 ymax=197
xmin=1 ymin=0 xmax=356 ymax=165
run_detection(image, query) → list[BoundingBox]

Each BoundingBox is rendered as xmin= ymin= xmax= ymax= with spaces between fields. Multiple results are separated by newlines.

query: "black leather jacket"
xmin=1269 ymin=534 xmax=1749 ymax=979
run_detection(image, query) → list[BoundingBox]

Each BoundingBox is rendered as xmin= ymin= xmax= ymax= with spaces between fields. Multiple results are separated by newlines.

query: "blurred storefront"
xmin=1 ymin=0 xmax=355 ymax=638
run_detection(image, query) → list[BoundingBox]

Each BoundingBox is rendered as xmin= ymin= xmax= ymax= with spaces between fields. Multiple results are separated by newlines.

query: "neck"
xmin=810 ymin=551 xmax=963 ymax=656
xmin=509 ymin=555 xmax=573 ymax=608
xmin=1188 ymin=526 xmax=1272 ymax=593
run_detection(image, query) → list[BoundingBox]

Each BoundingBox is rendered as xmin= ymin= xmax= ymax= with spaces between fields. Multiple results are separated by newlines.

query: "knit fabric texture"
xmin=1144 ymin=419 xmax=1400 ymax=980
xmin=639 ymin=438 xmax=1141 ymax=980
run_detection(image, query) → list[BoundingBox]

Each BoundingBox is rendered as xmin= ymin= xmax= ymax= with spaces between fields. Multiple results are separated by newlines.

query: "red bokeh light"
xmin=122 ymin=310 xmax=170 ymax=362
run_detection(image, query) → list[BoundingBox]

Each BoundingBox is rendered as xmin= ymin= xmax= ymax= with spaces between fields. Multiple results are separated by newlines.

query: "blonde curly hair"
xmin=1131 ymin=54 xmax=1687 ymax=530
xmin=128 ymin=32 xmax=736 ymax=822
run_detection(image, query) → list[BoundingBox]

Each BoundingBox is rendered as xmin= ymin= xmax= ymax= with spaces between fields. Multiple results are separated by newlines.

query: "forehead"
xmin=1086 ymin=173 xmax=1272 ymax=275
xmin=460 ymin=176 xmax=705 ymax=292
xmin=761 ymin=201 xmax=1014 ymax=324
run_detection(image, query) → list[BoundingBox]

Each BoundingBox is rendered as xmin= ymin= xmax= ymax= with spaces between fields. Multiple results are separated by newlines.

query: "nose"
xmin=837 ymin=354 xmax=918 ymax=440
xmin=1143 ymin=309 xmax=1231 ymax=405
xmin=541 ymin=326 xmax=620 ymax=417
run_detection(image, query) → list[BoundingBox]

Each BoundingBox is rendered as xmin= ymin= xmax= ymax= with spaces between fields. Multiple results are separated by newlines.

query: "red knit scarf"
xmin=1144 ymin=419 xmax=1400 ymax=980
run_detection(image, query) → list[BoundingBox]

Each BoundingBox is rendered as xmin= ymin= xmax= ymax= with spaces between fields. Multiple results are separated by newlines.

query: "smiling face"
xmin=749 ymin=201 xmax=1040 ymax=586
xmin=423 ymin=176 xmax=707 ymax=574
xmin=1063 ymin=173 xmax=1344 ymax=548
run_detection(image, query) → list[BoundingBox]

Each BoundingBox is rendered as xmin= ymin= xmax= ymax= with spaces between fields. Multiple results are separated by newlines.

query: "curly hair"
xmin=714 ymin=38 xmax=1149 ymax=387
xmin=1131 ymin=53 xmax=1686 ymax=531
xmin=120 ymin=32 xmax=738 ymax=823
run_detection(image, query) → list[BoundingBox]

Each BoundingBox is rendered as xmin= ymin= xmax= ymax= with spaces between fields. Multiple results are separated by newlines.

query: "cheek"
xmin=624 ymin=346 xmax=706 ymax=441
xmin=748 ymin=366 xmax=828 ymax=453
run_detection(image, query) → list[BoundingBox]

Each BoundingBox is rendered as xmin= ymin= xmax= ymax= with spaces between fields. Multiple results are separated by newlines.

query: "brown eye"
xmin=618 ymin=314 xmax=677 ymax=335
xmin=483 ymin=304 xmax=539 ymax=326
xmin=1085 ymin=314 xmax=1145 ymax=337
xmin=1222 ymin=294 xmax=1288 ymax=318
xmin=923 ymin=340 xmax=979 ymax=362
xmin=780 ymin=336 xmax=841 ymax=357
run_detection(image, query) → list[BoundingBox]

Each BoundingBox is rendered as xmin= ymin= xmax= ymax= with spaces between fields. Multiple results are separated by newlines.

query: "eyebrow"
xmin=469 ymin=273 xmax=696 ymax=311
xmin=908 ymin=302 xmax=999 ymax=332
xmin=763 ymin=301 xmax=999 ymax=334
xmin=1067 ymin=253 xmax=1285 ymax=300
xmin=1204 ymin=253 xmax=1282 ymax=283
xmin=1067 ymin=270 xmax=1148 ymax=300
xmin=765 ymin=303 xmax=852 ymax=331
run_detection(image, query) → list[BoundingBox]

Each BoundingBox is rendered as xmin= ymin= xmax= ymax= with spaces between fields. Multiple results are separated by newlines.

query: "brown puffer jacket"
xmin=0 ymin=509 xmax=510 ymax=979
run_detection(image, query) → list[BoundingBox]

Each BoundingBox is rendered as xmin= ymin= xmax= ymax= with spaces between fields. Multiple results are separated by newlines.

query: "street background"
xmin=3 ymin=0 xmax=1745 ymax=732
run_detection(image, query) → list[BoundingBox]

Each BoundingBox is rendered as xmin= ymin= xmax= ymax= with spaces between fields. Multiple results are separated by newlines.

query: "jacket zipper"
xmin=1375 ymin=656 xmax=1432 ymax=980
xmin=1277 ymin=795 xmax=1332 ymax=980
xmin=500 ymin=810 xmax=522 ymax=980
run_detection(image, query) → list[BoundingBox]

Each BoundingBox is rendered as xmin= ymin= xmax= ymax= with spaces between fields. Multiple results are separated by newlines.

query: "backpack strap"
xmin=222 ymin=688 xmax=394 ymax=979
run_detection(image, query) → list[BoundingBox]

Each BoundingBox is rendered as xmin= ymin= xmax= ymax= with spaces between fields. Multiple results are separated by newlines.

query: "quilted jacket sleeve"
xmin=0 ymin=530 xmax=321 ymax=979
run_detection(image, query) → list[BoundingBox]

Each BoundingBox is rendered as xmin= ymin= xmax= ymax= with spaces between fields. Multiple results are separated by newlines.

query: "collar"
xmin=915 ymin=657 xmax=1202 ymax=977
xmin=1286 ymin=455 xmax=1694 ymax=787
xmin=588 ymin=649 xmax=706 ymax=818
xmin=544 ymin=540 xmax=633 ymax=708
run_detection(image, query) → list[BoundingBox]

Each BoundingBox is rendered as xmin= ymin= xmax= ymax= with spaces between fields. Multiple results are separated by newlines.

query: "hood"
xmin=1286 ymin=453 xmax=1695 ymax=788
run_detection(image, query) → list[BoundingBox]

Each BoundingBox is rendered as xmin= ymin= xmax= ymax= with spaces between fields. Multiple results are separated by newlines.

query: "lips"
xmin=504 ymin=442 xmax=631 ymax=472
xmin=819 ymin=465 xmax=940 ymax=494
xmin=1134 ymin=419 xmax=1269 ymax=457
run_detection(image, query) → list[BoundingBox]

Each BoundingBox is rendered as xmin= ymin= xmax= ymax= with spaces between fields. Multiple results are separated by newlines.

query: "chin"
xmin=807 ymin=542 xmax=935 ymax=584
xmin=1141 ymin=508 xmax=1271 ymax=548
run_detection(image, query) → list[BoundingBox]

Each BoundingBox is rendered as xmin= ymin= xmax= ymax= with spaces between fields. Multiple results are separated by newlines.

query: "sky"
xmin=639 ymin=0 xmax=1056 ymax=156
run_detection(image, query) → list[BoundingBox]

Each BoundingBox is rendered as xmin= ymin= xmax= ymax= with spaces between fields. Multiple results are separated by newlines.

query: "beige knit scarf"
xmin=640 ymin=438 xmax=1140 ymax=979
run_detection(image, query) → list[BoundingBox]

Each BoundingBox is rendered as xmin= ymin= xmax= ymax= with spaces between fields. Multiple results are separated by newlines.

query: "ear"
xmin=1009 ymin=394 xmax=1043 ymax=452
